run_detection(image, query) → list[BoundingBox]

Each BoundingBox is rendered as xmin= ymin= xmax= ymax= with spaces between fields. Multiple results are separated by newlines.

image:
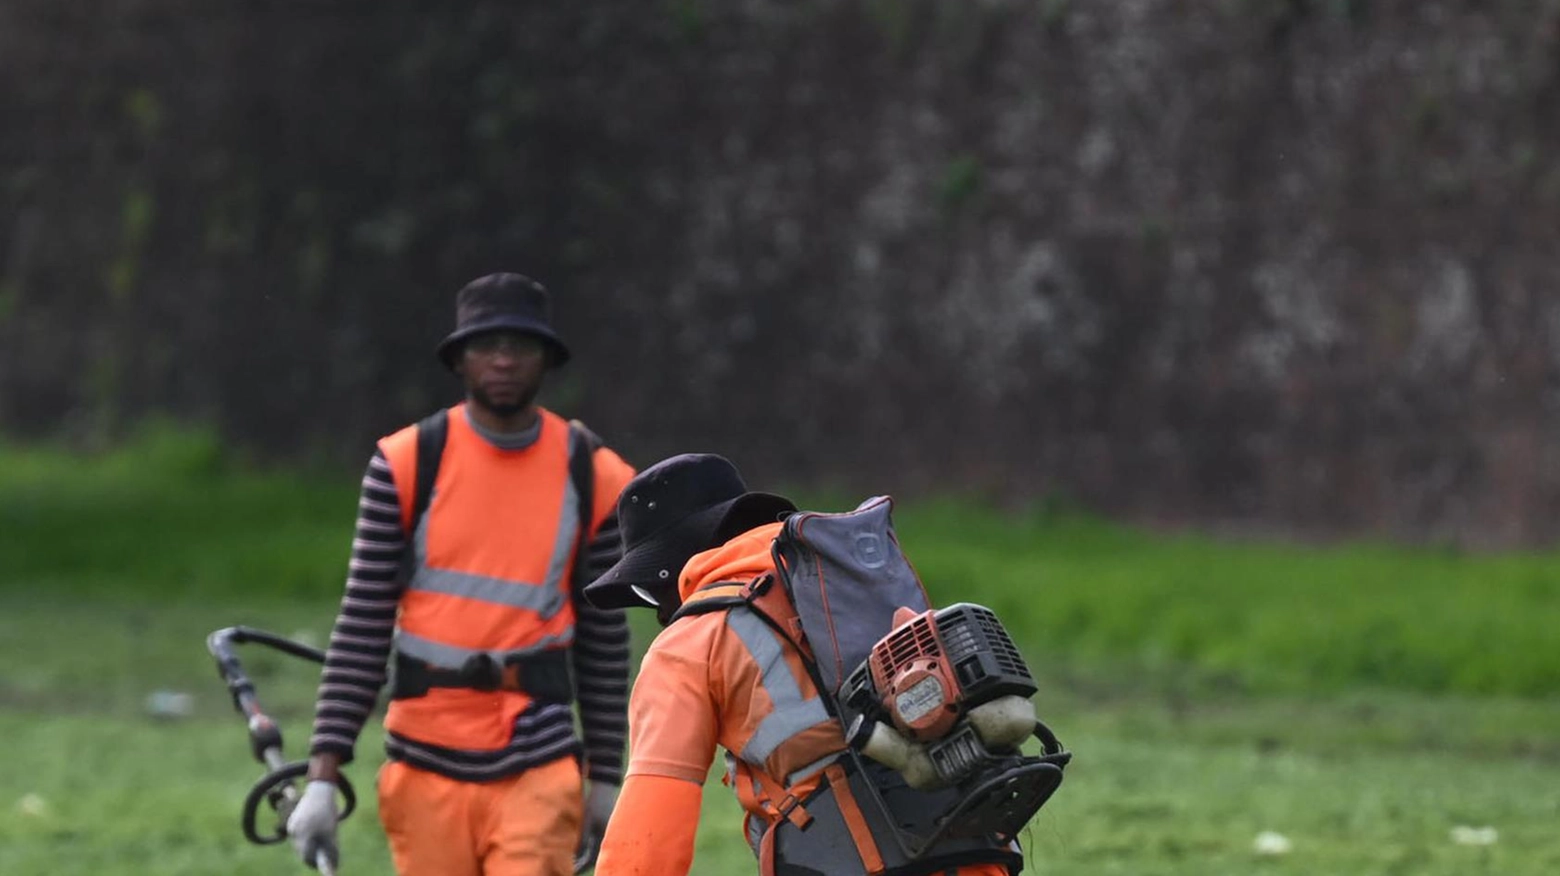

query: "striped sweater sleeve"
xmin=308 ymin=449 xmax=406 ymax=763
xmin=571 ymin=510 xmax=632 ymax=785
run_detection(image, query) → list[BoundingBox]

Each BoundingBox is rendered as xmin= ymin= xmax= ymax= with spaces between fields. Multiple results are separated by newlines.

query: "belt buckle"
xmin=460 ymin=653 xmax=501 ymax=691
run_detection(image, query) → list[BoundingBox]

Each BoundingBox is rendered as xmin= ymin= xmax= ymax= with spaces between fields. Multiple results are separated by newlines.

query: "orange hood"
xmin=677 ymin=521 xmax=785 ymax=603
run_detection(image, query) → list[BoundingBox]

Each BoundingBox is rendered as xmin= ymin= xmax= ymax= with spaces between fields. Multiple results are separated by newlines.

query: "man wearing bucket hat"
xmin=289 ymin=273 xmax=637 ymax=875
xmin=584 ymin=455 xmax=1018 ymax=876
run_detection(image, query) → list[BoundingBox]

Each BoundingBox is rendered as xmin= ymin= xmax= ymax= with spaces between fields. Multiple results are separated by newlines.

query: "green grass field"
xmin=2 ymin=430 xmax=1558 ymax=875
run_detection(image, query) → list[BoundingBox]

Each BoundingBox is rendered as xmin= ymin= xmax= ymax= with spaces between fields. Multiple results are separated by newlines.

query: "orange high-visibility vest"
xmin=379 ymin=404 xmax=593 ymax=751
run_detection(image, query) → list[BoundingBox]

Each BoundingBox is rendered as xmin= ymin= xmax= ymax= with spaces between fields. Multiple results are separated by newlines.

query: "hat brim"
xmin=437 ymin=318 xmax=571 ymax=370
xmin=584 ymin=492 xmax=797 ymax=610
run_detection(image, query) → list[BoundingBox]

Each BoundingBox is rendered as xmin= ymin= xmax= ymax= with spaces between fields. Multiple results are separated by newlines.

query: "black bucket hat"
xmin=436 ymin=273 xmax=571 ymax=370
xmin=584 ymin=454 xmax=797 ymax=610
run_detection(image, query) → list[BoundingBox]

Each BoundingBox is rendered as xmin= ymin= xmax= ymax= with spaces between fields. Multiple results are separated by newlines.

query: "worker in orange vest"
xmin=288 ymin=273 xmax=637 ymax=875
xmin=583 ymin=454 xmax=1026 ymax=876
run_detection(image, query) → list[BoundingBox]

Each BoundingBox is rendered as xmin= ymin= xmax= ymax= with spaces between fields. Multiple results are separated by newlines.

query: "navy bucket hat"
xmin=436 ymin=273 xmax=571 ymax=370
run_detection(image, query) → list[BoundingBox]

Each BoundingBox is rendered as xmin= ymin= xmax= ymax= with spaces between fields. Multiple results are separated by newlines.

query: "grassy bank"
xmin=1 ymin=593 xmax=1557 ymax=875
xmin=2 ymin=434 xmax=1559 ymax=874
xmin=5 ymin=429 xmax=1558 ymax=698
xmin=898 ymin=501 xmax=1560 ymax=697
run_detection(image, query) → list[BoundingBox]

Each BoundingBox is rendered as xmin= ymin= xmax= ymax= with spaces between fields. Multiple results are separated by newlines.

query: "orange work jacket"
xmin=378 ymin=404 xmax=629 ymax=751
xmin=656 ymin=524 xmax=851 ymax=852
xmin=606 ymin=523 xmax=1016 ymax=876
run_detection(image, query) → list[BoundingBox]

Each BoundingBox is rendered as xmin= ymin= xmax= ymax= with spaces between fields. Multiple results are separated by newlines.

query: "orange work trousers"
xmin=377 ymin=756 xmax=583 ymax=876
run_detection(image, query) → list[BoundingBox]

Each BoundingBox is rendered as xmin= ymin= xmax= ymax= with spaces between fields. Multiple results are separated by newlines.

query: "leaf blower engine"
xmin=840 ymin=602 xmax=1066 ymax=807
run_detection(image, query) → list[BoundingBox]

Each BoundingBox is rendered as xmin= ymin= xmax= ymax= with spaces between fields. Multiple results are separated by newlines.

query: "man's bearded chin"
xmin=472 ymin=384 xmax=539 ymax=418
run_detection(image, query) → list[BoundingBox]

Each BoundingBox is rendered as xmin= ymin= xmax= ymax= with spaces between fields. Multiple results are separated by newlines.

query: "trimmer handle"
xmin=207 ymin=624 xmax=357 ymax=867
xmin=241 ymin=760 xmax=357 ymax=845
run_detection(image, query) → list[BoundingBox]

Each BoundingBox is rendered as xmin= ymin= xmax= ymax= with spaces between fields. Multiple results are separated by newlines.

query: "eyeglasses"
xmin=465 ymin=332 xmax=546 ymax=358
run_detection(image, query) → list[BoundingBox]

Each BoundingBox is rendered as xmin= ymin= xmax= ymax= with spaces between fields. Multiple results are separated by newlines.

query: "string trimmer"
xmin=207 ymin=625 xmax=358 ymax=874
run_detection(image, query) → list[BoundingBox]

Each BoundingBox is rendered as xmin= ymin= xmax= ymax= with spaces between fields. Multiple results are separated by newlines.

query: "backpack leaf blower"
xmin=839 ymin=603 xmax=1070 ymax=844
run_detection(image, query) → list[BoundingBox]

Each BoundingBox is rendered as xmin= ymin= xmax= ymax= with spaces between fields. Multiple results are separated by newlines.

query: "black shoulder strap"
xmin=669 ymin=594 xmax=748 ymax=623
xmin=567 ymin=418 xmax=603 ymax=585
xmin=411 ymin=409 xmax=450 ymax=534
xmin=667 ymin=576 xmax=770 ymax=623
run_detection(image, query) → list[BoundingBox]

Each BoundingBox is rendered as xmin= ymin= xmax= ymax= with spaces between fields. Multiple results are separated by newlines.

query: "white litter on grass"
xmin=1253 ymin=830 xmax=1293 ymax=856
xmin=145 ymin=690 xmax=195 ymax=719
xmin=1451 ymin=825 xmax=1499 ymax=846
xmin=17 ymin=793 xmax=48 ymax=817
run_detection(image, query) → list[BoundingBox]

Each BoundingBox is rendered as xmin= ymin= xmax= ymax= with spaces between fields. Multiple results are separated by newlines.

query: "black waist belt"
xmin=392 ymin=648 xmax=574 ymax=704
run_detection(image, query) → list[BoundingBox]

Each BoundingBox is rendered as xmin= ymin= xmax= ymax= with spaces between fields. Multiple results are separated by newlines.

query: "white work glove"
xmin=286 ymin=780 xmax=340 ymax=871
xmin=576 ymin=782 xmax=619 ymax=870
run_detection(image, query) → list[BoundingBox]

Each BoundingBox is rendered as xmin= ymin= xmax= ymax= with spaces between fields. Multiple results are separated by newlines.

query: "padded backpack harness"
xmin=390 ymin=408 xmax=600 ymax=701
xmin=673 ymin=577 xmax=843 ymax=843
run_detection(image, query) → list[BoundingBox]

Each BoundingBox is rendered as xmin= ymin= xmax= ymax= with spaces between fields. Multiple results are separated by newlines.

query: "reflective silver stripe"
xmin=405 ymin=477 xmax=580 ymax=618
xmin=784 ymin=751 xmax=841 ymax=785
xmin=545 ymin=479 xmax=582 ymax=594
xmin=394 ymin=628 xmax=576 ymax=670
xmin=728 ymin=608 xmax=831 ymax=765
xmin=410 ymin=567 xmax=568 ymax=614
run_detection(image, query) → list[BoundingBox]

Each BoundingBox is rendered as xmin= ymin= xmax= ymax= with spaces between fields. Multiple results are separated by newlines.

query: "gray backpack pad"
xmin=774 ymin=496 xmax=932 ymax=696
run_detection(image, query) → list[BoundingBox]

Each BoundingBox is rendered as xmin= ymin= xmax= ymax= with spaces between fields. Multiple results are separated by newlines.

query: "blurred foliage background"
xmin=4 ymin=0 xmax=1560 ymax=544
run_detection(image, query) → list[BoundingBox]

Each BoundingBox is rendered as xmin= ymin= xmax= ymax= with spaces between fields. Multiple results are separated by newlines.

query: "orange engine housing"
xmin=869 ymin=607 xmax=963 ymax=741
